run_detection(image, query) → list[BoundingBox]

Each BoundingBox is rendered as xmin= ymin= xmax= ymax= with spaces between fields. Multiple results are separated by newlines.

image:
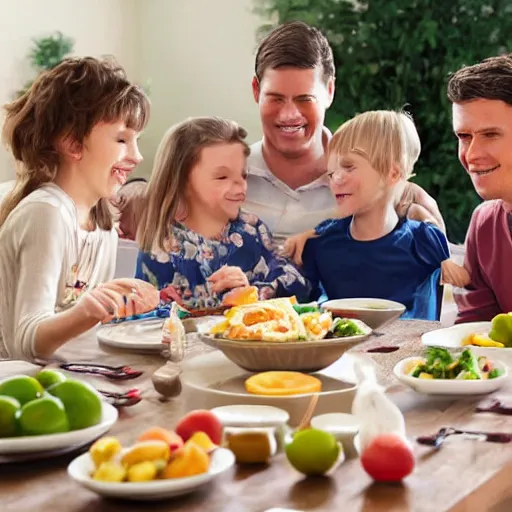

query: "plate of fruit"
xmin=393 ymin=347 xmax=507 ymax=395
xmin=67 ymin=410 xmax=235 ymax=500
xmin=0 ymin=369 xmax=118 ymax=455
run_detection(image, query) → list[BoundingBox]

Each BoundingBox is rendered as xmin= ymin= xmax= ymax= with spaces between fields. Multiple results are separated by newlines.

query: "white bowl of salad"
xmin=393 ymin=347 xmax=508 ymax=395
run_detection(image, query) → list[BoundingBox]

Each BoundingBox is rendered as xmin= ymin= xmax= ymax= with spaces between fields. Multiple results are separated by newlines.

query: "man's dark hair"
xmin=255 ymin=21 xmax=335 ymax=83
xmin=447 ymin=53 xmax=512 ymax=105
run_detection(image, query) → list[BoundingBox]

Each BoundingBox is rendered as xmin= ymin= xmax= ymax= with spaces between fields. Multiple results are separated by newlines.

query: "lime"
xmin=48 ymin=380 xmax=102 ymax=430
xmin=285 ymin=428 xmax=341 ymax=476
xmin=0 ymin=395 xmax=21 ymax=437
xmin=0 ymin=375 xmax=43 ymax=405
xmin=18 ymin=395 xmax=69 ymax=435
xmin=35 ymin=369 xmax=67 ymax=389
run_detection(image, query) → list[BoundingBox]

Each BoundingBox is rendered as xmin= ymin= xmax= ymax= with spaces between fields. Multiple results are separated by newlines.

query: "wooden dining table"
xmin=2 ymin=319 xmax=512 ymax=512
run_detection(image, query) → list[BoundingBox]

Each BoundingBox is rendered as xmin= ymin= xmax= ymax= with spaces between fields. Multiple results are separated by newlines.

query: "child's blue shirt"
xmin=302 ymin=217 xmax=450 ymax=320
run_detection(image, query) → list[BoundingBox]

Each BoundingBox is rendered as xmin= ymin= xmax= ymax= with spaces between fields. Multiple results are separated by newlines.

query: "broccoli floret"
xmin=459 ymin=348 xmax=483 ymax=378
xmin=294 ymin=303 xmax=320 ymax=315
xmin=330 ymin=318 xmax=364 ymax=337
xmin=488 ymin=368 xmax=503 ymax=379
xmin=411 ymin=364 xmax=428 ymax=378
xmin=425 ymin=347 xmax=453 ymax=366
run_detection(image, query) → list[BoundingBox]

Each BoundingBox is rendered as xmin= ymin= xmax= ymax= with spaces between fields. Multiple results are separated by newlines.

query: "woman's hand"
xmin=75 ymin=283 xmax=128 ymax=322
xmin=76 ymin=278 xmax=160 ymax=321
xmin=208 ymin=266 xmax=249 ymax=293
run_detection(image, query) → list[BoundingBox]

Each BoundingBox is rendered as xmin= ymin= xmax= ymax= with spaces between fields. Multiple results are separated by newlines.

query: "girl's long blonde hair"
xmin=0 ymin=56 xmax=150 ymax=229
xmin=137 ymin=117 xmax=250 ymax=253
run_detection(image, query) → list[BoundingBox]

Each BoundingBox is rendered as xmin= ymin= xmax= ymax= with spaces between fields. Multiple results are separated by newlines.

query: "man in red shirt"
xmin=448 ymin=54 xmax=512 ymax=322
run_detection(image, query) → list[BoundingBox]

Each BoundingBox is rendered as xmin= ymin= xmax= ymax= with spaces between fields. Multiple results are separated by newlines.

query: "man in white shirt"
xmin=245 ymin=21 xmax=444 ymax=242
xmin=116 ymin=22 xmax=444 ymax=241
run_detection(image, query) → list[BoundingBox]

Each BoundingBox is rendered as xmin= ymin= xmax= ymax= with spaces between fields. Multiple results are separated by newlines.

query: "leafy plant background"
xmin=255 ymin=0 xmax=512 ymax=243
xmin=17 ymin=32 xmax=74 ymax=96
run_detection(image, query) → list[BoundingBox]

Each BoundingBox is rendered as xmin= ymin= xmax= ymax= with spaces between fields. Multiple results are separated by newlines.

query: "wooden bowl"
xmin=198 ymin=325 xmax=371 ymax=373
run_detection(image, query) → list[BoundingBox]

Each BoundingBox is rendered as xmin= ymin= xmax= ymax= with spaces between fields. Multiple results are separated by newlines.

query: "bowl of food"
xmin=321 ymin=298 xmax=406 ymax=330
xmin=197 ymin=298 xmax=372 ymax=373
xmin=393 ymin=347 xmax=507 ymax=395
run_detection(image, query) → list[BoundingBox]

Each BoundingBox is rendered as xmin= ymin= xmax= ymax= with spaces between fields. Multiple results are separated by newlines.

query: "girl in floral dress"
xmin=135 ymin=117 xmax=310 ymax=309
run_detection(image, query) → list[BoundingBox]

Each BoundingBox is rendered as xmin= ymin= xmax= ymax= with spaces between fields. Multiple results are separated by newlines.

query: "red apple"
xmin=175 ymin=410 xmax=223 ymax=445
xmin=361 ymin=433 xmax=415 ymax=482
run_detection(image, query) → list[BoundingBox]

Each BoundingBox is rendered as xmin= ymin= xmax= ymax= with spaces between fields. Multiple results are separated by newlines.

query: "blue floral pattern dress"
xmin=135 ymin=211 xmax=310 ymax=309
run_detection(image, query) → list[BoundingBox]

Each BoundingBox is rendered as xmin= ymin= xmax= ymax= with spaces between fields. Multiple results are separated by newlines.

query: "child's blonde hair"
xmin=137 ymin=116 xmax=250 ymax=253
xmin=328 ymin=110 xmax=421 ymax=181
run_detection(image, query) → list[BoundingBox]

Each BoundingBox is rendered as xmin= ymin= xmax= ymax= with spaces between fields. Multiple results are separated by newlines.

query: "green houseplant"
xmin=18 ymin=31 xmax=74 ymax=96
xmin=255 ymin=0 xmax=512 ymax=242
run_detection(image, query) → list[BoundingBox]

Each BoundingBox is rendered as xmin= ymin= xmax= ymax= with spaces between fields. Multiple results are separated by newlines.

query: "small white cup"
xmin=311 ymin=413 xmax=360 ymax=459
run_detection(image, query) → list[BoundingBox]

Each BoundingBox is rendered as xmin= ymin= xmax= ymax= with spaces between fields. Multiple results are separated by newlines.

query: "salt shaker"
xmin=161 ymin=302 xmax=186 ymax=363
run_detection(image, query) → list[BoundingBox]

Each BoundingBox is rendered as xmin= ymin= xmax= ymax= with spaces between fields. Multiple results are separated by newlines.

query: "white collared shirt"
xmin=244 ymin=136 xmax=336 ymax=242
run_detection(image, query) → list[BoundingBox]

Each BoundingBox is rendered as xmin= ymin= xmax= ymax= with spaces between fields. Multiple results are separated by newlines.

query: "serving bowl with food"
xmin=198 ymin=296 xmax=372 ymax=372
xmin=394 ymin=347 xmax=507 ymax=395
xmin=321 ymin=298 xmax=406 ymax=330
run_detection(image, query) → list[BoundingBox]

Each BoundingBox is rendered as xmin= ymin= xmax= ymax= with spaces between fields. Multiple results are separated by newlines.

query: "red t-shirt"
xmin=455 ymin=200 xmax=512 ymax=323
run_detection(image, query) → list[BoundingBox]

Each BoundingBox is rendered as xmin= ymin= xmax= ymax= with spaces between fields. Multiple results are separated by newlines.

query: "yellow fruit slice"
xmin=245 ymin=371 xmax=322 ymax=396
xmin=188 ymin=432 xmax=217 ymax=453
xmin=161 ymin=440 xmax=210 ymax=479
xmin=121 ymin=440 xmax=170 ymax=467
xmin=92 ymin=461 xmax=126 ymax=482
xmin=89 ymin=436 xmax=123 ymax=468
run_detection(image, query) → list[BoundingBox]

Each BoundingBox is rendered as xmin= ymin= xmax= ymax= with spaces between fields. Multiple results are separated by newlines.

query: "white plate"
xmin=211 ymin=405 xmax=290 ymax=428
xmin=421 ymin=322 xmax=512 ymax=369
xmin=97 ymin=319 xmax=166 ymax=351
xmin=422 ymin=322 xmax=493 ymax=349
xmin=393 ymin=356 xmax=508 ymax=395
xmin=322 ymin=298 xmax=406 ymax=330
xmin=0 ymin=401 xmax=118 ymax=455
xmin=180 ymin=351 xmax=357 ymax=426
xmin=68 ymin=447 xmax=235 ymax=500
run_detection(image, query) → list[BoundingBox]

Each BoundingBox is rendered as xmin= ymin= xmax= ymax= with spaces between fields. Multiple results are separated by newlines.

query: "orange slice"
xmin=222 ymin=286 xmax=259 ymax=307
xmin=245 ymin=371 xmax=322 ymax=396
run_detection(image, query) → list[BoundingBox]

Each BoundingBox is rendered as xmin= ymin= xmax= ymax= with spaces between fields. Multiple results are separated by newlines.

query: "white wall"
xmin=0 ymin=0 xmax=141 ymax=181
xmin=135 ymin=0 xmax=263 ymax=176
xmin=0 ymin=0 xmax=264 ymax=181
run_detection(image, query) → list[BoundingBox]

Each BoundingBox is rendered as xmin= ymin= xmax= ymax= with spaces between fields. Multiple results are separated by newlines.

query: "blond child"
xmin=284 ymin=110 xmax=469 ymax=319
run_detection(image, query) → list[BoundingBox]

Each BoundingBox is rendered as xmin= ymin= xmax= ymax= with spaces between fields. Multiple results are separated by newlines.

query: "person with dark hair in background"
xmin=447 ymin=54 xmax=512 ymax=322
